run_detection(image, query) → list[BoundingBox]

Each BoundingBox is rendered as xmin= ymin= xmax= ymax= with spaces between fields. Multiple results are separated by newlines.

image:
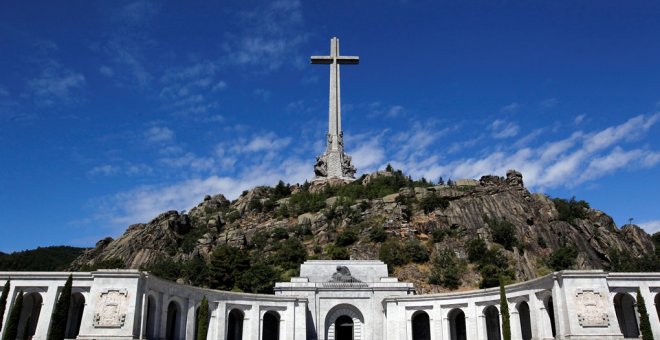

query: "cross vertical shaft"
xmin=311 ymin=37 xmax=359 ymax=180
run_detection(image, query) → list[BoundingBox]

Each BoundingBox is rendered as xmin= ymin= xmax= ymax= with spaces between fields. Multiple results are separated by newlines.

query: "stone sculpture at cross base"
xmin=311 ymin=37 xmax=358 ymax=182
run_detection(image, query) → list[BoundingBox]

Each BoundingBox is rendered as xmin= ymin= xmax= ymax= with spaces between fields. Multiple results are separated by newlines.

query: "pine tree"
xmin=500 ymin=279 xmax=511 ymax=340
xmin=0 ymin=279 xmax=9 ymax=330
xmin=2 ymin=290 xmax=23 ymax=340
xmin=196 ymin=297 xmax=210 ymax=340
xmin=636 ymin=287 xmax=654 ymax=340
xmin=47 ymin=274 xmax=73 ymax=340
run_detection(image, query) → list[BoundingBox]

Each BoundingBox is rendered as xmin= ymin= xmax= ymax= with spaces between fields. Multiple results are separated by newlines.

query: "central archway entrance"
xmin=325 ymin=305 xmax=364 ymax=340
xmin=335 ymin=315 xmax=354 ymax=340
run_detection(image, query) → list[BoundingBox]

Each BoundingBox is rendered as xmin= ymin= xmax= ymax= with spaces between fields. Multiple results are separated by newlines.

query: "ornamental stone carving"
xmin=575 ymin=289 xmax=609 ymax=327
xmin=93 ymin=289 xmax=128 ymax=328
xmin=329 ymin=266 xmax=362 ymax=283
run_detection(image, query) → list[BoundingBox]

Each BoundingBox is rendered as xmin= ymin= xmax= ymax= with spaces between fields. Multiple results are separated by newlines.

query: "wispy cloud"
xmin=26 ymin=61 xmax=86 ymax=106
xmin=638 ymin=220 xmax=660 ymax=234
xmin=144 ymin=126 xmax=174 ymax=143
xmin=500 ymin=102 xmax=520 ymax=113
xmin=489 ymin=119 xmax=519 ymax=139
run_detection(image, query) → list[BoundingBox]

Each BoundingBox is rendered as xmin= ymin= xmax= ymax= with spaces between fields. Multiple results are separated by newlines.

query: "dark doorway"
xmin=165 ymin=301 xmax=180 ymax=340
xmin=146 ymin=295 xmax=157 ymax=339
xmin=262 ymin=311 xmax=280 ymax=340
xmin=17 ymin=292 xmax=43 ymax=340
xmin=545 ymin=297 xmax=557 ymax=337
xmin=65 ymin=292 xmax=85 ymax=338
xmin=335 ymin=315 xmax=354 ymax=340
xmin=518 ymin=302 xmax=532 ymax=340
xmin=227 ymin=309 xmax=244 ymax=340
xmin=448 ymin=309 xmax=467 ymax=340
xmin=412 ymin=311 xmax=431 ymax=340
xmin=614 ymin=293 xmax=639 ymax=338
xmin=484 ymin=305 xmax=501 ymax=340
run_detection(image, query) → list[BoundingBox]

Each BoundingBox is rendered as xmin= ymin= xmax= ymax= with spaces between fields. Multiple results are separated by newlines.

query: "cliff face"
xmin=71 ymin=170 xmax=655 ymax=291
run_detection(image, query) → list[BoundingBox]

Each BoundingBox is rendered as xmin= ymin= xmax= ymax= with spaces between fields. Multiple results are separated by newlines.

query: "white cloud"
xmin=638 ymin=220 xmax=660 ymax=234
xmin=27 ymin=61 xmax=86 ymax=106
xmin=574 ymin=114 xmax=586 ymax=125
xmin=500 ymin=102 xmax=520 ymax=113
xmin=490 ymin=119 xmax=519 ymax=139
xmin=144 ymin=126 xmax=174 ymax=143
xmin=235 ymin=133 xmax=291 ymax=153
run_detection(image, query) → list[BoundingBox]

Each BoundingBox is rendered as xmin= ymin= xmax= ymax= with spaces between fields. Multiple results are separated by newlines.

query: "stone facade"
xmin=1 ymin=261 xmax=659 ymax=340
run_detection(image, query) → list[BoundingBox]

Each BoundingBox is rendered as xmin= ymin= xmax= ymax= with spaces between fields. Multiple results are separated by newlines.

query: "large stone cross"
xmin=311 ymin=37 xmax=358 ymax=180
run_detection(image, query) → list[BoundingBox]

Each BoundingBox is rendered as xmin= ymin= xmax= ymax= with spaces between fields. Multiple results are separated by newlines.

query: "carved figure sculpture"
xmin=315 ymin=156 xmax=328 ymax=177
xmin=329 ymin=265 xmax=362 ymax=283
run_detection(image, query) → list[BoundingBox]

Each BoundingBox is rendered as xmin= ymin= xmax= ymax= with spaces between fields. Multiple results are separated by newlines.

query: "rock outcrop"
xmin=71 ymin=170 xmax=655 ymax=292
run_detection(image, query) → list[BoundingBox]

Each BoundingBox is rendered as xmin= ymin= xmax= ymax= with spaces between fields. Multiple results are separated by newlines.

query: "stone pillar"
xmin=184 ymin=297 xmax=195 ymax=340
xmin=34 ymin=286 xmax=56 ymax=340
xmin=509 ymin=307 xmax=521 ymax=340
xmin=159 ymin=292 xmax=170 ymax=339
xmin=466 ymin=303 xmax=479 ymax=340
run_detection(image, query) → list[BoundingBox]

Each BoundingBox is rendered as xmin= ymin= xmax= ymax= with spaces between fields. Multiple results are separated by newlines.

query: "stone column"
xmin=509 ymin=307 xmax=521 ymax=340
xmin=466 ymin=303 xmax=479 ymax=340
xmin=158 ymin=292 xmax=170 ymax=339
xmin=34 ymin=285 xmax=57 ymax=340
xmin=185 ymin=297 xmax=196 ymax=340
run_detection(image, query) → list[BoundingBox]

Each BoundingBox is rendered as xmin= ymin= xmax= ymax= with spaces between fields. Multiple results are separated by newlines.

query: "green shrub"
xmin=0 ymin=279 xmax=9 ymax=330
xmin=247 ymin=198 xmax=262 ymax=212
xmin=636 ymin=287 xmax=654 ymax=340
xmin=467 ymin=238 xmax=487 ymax=263
xmin=208 ymin=245 xmax=250 ymax=291
xmin=369 ymin=227 xmax=388 ymax=243
xmin=270 ymin=180 xmax=292 ymax=201
xmin=183 ymin=255 xmax=209 ymax=287
xmin=335 ymin=229 xmax=358 ymax=247
xmin=288 ymin=191 xmax=326 ymax=215
xmin=500 ymin=279 xmax=511 ymax=340
xmin=225 ymin=210 xmax=241 ymax=223
xmin=327 ymin=245 xmax=350 ymax=260
xmin=196 ymin=297 xmax=210 ymax=340
xmin=552 ymin=197 xmax=590 ymax=223
xmin=80 ymin=257 xmax=125 ymax=271
xmin=428 ymin=249 xmax=463 ymax=289
xmin=547 ymin=246 xmax=578 ymax=270
xmin=262 ymin=199 xmax=277 ymax=212
xmin=275 ymin=204 xmax=290 ymax=218
xmin=379 ymin=239 xmax=408 ymax=272
xmin=419 ymin=193 xmax=449 ymax=213
xmin=271 ymin=227 xmax=289 ymax=240
xmin=274 ymin=238 xmax=307 ymax=270
xmin=142 ymin=257 xmax=183 ymax=281
xmin=406 ymin=239 xmax=430 ymax=263
xmin=237 ymin=262 xmax=279 ymax=294
xmin=486 ymin=217 xmax=520 ymax=251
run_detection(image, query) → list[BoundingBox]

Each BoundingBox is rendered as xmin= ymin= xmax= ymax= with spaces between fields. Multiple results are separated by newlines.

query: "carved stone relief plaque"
xmin=93 ymin=289 xmax=128 ymax=328
xmin=575 ymin=289 xmax=609 ymax=327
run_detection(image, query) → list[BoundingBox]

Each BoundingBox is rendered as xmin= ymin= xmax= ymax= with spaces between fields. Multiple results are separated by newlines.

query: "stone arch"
xmin=17 ymin=292 xmax=43 ymax=340
xmin=325 ymin=304 xmax=364 ymax=340
xmin=145 ymin=294 xmax=158 ymax=339
xmin=262 ymin=310 xmax=281 ymax=340
xmin=483 ymin=305 xmax=501 ymax=340
xmin=614 ymin=292 xmax=639 ymax=338
xmin=411 ymin=310 xmax=431 ymax=340
xmin=227 ymin=309 xmax=245 ymax=340
xmin=447 ymin=308 xmax=467 ymax=340
xmin=165 ymin=299 xmax=184 ymax=340
xmin=543 ymin=296 xmax=557 ymax=337
xmin=65 ymin=292 xmax=85 ymax=338
xmin=516 ymin=301 xmax=532 ymax=340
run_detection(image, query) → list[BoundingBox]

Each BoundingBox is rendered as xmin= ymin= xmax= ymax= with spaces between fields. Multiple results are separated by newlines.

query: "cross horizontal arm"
xmin=311 ymin=56 xmax=360 ymax=64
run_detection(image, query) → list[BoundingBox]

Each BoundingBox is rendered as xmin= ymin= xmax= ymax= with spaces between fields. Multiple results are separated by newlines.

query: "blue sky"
xmin=1 ymin=0 xmax=660 ymax=252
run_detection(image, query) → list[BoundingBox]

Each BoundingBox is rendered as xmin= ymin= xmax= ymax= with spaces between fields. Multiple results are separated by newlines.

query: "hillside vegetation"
xmin=70 ymin=169 xmax=658 ymax=293
xmin=0 ymin=246 xmax=86 ymax=271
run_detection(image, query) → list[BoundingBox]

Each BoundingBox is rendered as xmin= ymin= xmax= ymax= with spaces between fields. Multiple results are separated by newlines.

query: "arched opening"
xmin=544 ymin=297 xmax=557 ymax=337
xmin=614 ymin=293 xmax=639 ymax=338
xmin=335 ymin=315 xmax=354 ymax=340
xmin=65 ymin=292 xmax=85 ymax=338
xmin=17 ymin=292 xmax=43 ymax=340
xmin=517 ymin=301 xmax=532 ymax=340
xmin=165 ymin=301 xmax=182 ymax=340
xmin=484 ymin=305 xmax=501 ymax=340
xmin=448 ymin=308 xmax=467 ymax=340
xmin=412 ymin=311 xmax=431 ymax=340
xmin=227 ymin=309 xmax=244 ymax=340
xmin=325 ymin=305 xmax=364 ymax=340
xmin=262 ymin=311 xmax=280 ymax=340
xmin=145 ymin=295 xmax=157 ymax=339
xmin=655 ymin=293 xmax=660 ymax=324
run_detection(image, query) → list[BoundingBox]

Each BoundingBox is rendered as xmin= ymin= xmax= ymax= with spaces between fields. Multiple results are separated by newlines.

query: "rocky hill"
xmin=71 ymin=169 xmax=657 ymax=293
